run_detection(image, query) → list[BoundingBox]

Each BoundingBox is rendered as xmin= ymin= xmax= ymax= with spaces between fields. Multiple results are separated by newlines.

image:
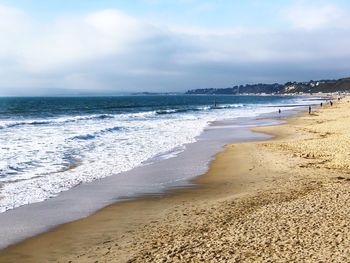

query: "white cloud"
xmin=0 ymin=5 xmax=27 ymax=31
xmin=283 ymin=3 xmax=345 ymax=30
xmin=18 ymin=10 xmax=157 ymax=72
xmin=0 ymin=3 xmax=350 ymax=95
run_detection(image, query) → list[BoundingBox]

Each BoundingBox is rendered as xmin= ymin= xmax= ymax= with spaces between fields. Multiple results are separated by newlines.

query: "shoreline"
xmin=0 ymin=107 xmax=288 ymax=250
xmin=2 ymin=98 xmax=347 ymax=262
xmin=0 ymin=124 xmax=284 ymax=262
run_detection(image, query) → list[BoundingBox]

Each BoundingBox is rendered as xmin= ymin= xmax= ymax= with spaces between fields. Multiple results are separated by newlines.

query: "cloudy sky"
xmin=0 ymin=0 xmax=350 ymax=95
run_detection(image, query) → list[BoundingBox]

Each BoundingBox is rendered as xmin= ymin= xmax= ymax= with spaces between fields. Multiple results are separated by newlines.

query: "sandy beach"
xmin=1 ymin=97 xmax=350 ymax=262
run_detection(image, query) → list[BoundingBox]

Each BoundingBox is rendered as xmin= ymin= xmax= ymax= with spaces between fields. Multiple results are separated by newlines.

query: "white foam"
xmin=0 ymin=97 xmax=312 ymax=212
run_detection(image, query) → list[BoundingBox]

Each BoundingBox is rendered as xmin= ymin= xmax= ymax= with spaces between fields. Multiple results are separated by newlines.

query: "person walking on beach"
xmin=330 ymin=101 xmax=333 ymax=106
xmin=309 ymin=106 xmax=311 ymax=114
xmin=320 ymin=102 xmax=323 ymax=107
xmin=278 ymin=109 xmax=281 ymax=114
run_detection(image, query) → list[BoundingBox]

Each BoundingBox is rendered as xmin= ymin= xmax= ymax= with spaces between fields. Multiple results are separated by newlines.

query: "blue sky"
xmin=4 ymin=0 xmax=349 ymax=26
xmin=0 ymin=0 xmax=306 ymax=27
xmin=0 ymin=0 xmax=350 ymax=95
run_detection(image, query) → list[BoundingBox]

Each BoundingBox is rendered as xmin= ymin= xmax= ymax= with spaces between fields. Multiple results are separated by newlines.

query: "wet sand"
xmin=0 ymin=117 xmax=275 ymax=250
xmin=1 ymin=98 xmax=350 ymax=262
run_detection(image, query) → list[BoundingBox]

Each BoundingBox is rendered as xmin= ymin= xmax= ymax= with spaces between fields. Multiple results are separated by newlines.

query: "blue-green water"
xmin=0 ymin=95 xmax=298 ymax=118
xmin=0 ymin=95 xmax=311 ymax=212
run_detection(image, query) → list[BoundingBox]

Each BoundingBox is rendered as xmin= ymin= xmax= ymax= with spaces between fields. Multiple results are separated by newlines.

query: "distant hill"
xmin=186 ymin=77 xmax=350 ymax=95
xmin=281 ymin=78 xmax=350 ymax=94
xmin=186 ymin=83 xmax=283 ymax=95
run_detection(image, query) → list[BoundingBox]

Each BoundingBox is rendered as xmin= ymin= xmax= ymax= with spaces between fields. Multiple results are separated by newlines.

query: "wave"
xmin=156 ymin=109 xmax=190 ymax=115
xmin=72 ymin=126 xmax=124 ymax=141
xmin=0 ymin=104 xmax=246 ymax=130
xmin=0 ymin=114 xmax=116 ymax=130
xmin=72 ymin=134 xmax=96 ymax=140
xmin=156 ymin=104 xmax=244 ymax=115
xmin=210 ymin=104 xmax=244 ymax=109
xmin=156 ymin=107 xmax=210 ymax=115
xmin=0 ymin=111 xmax=160 ymax=130
xmin=71 ymin=114 xmax=115 ymax=122
xmin=0 ymin=111 xmax=158 ymax=132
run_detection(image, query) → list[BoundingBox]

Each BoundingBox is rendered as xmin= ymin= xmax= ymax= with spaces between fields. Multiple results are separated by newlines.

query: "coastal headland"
xmin=0 ymin=97 xmax=349 ymax=262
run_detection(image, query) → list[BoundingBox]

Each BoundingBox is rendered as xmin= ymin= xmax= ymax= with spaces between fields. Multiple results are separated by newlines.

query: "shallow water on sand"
xmin=0 ymin=95 xmax=317 ymax=213
xmin=0 ymin=99 xmax=324 ymax=250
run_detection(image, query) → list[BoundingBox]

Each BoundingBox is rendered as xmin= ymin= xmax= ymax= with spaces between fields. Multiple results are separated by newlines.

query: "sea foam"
xmin=0 ymin=96 xmax=316 ymax=212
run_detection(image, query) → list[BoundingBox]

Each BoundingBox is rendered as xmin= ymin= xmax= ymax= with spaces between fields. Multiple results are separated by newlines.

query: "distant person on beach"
xmin=278 ymin=109 xmax=281 ymax=114
xmin=309 ymin=106 xmax=311 ymax=114
xmin=330 ymin=101 xmax=333 ymax=106
xmin=320 ymin=102 xmax=323 ymax=107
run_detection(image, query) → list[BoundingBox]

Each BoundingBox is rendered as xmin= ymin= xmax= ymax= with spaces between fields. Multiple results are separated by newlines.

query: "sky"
xmin=1 ymin=0 xmax=350 ymax=95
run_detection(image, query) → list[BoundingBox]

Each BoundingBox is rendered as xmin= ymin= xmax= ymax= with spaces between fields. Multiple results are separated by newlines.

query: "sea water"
xmin=0 ymin=95 xmax=314 ymax=212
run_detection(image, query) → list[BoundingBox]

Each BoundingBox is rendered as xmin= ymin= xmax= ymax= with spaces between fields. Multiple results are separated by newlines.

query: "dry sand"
xmin=1 ymin=97 xmax=350 ymax=262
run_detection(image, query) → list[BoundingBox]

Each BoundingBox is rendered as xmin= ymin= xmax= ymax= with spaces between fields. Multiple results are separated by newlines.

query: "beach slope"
xmin=1 ymin=98 xmax=350 ymax=262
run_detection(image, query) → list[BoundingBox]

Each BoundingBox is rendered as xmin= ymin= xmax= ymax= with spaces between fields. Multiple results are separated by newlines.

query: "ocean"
xmin=0 ymin=95 xmax=314 ymax=213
